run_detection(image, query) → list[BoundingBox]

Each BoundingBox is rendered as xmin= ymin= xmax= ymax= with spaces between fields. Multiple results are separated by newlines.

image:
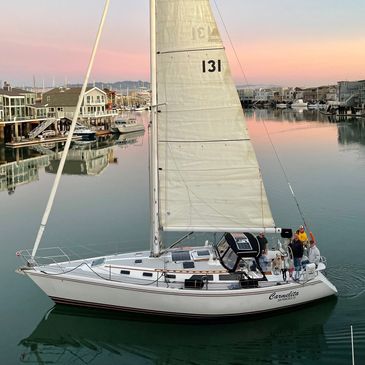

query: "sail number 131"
xmin=202 ymin=60 xmax=222 ymax=73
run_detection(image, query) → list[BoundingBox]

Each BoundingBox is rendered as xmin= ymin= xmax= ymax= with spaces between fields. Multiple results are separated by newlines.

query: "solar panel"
xmin=235 ymin=238 xmax=252 ymax=251
xmin=171 ymin=251 xmax=191 ymax=262
xmin=183 ymin=261 xmax=195 ymax=269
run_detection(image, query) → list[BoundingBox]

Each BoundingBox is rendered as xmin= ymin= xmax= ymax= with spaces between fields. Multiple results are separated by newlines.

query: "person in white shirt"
xmin=305 ymin=240 xmax=321 ymax=267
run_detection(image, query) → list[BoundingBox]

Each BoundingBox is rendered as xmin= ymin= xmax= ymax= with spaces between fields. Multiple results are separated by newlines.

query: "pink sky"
xmin=1 ymin=0 xmax=365 ymax=87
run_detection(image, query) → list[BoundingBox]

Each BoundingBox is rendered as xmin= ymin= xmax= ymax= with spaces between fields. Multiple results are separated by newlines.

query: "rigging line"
xmin=212 ymin=0 xmax=249 ymax=86
xmin=261 ymin=120 xmax=310 ymax=231
xmin=30 ymin=0 xmax=110 ymax=260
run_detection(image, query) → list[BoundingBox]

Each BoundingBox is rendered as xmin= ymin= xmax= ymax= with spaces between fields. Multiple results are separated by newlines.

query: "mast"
xmin=30 ymin=0 xmax=110 ymax=260
xmin=149 ymin=0 xmax=160 ymax=256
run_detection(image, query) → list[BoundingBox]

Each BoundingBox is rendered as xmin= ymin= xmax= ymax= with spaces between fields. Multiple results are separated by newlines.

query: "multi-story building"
xmin=42 ymin=86 xmax=107 ymax=119
xmin=0 ymin=82 xmax=36 ymax=121
xmin=302 ymin=85 xmax=337 ymax=102
xmin=237 ymin=88 xmax=254 ymax=104
xmin=338 ymin=80 xmax=365 ymax=107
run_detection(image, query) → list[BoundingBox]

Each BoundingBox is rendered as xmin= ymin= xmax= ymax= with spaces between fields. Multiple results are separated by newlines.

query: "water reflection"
xmin=19 ymin=299 xmax=336 ymax=365
xmin=246 ymin=108 xmax=329 ymax=123
xmin=45 ymin=141 xmax=116 ymax=176
xmin=337 ymin=120 xmax=365 ymax=146
xmin=0 ymin=130 xmax=146 ymax=192
xmin=115 ymin=129 xmax=145 ymax=148
xmin=0 ymin=155 xmax=50 ymax=194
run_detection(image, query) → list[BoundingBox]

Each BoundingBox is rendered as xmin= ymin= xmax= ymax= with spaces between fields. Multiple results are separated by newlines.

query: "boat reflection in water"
xmin=19 ymin=299 xmax=336 ymax=365
xmin=114 ymin=129 xmax=145 ymax=148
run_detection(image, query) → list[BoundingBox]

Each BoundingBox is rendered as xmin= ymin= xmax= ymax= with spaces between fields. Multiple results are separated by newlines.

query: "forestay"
xmin=156 ymin=0 xmax=275 ymax=231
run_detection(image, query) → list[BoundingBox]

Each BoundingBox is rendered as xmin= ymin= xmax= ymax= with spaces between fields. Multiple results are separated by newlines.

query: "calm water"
xmin=1 ymin=110 xmax=364 ymax=364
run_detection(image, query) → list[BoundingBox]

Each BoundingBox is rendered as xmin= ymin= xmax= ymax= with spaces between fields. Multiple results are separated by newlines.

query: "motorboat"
xmin=69 ymin=126 xmax=96 ymax=140
xmin=111 ymin=118 xmax=145 ymax=134
xmin=291 ymin=99 xmax=308 ymax=108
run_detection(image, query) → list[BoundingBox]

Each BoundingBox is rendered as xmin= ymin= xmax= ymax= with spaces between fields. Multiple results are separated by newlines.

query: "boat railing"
xmin=16 ymin=243 xmax=130 ymax=269
xmin=16 ymin=247 xmax=74 ymax=269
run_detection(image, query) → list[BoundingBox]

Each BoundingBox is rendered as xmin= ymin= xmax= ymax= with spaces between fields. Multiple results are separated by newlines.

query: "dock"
xmin=5 ymin=135 xmax=83 ymax=148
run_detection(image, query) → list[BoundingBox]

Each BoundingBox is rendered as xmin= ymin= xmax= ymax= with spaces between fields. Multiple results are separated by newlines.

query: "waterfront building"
xmin=29 ymin=102 xmax=48 ymax=119
xmin=237 ymin=87 xmax=254 ymax=105
xmin=254 ymin=88 xmax=274 ymax=103
xmin=338 ymin=80 xmax=365 ymax=108
xmin=282 ymin=87 xmax=296 ymax=102
xmin=42 ymin=86 xmax=107 ymax=119
xmin=302 ymin=85 xmax=337 ymax=102
xmin=0 ymin=82 xmax=36 ymax=121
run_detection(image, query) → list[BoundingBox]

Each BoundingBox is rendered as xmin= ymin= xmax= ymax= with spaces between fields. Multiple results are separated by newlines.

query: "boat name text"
xmin=269 ymin=290 xmax=299 ymax=302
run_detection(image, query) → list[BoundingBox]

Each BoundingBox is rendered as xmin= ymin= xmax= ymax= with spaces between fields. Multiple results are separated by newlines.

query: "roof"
xmin=42 ymin=87 xmax=106 ymax=107
xmin=0 ymin=88 xmax=35 ymax=96
xmin=0 ymin=89 xmax=23 ymax=97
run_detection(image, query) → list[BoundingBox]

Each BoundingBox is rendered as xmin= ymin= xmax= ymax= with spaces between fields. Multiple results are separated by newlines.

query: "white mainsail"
xmin=155 ymin=0 xmax=275 ymax=232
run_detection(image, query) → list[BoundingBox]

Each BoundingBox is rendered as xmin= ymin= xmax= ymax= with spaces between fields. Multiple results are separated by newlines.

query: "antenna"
xmin=351 ymin=325 xmax=355 ymax=365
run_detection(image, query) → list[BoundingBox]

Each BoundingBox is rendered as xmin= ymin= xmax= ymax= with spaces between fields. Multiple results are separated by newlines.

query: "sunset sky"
xmin=1 ymin=0 xmax=365 ymax=88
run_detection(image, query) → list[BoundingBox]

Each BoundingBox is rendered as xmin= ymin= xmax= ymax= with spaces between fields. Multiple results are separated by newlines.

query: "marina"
xmin=1 ymin=0 xmax=365 ymax=363
xmin=1 ymin=109 xmax=365 ymax=363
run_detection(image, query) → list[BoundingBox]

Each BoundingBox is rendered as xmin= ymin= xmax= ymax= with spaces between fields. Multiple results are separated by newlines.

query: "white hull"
xmin=291 ymin=99 xmax=308 ymax=108
xmin=112 ymin=124 xmax=145 ymax=134
xmin=23 ymin=266 xmax=336 ymax=317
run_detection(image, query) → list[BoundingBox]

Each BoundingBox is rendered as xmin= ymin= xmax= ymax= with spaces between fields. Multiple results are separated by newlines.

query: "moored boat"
xmin=111 ymin=118 xmax=145 ymax=134
xmin=291 ymin=99 xmax=308 ymax=108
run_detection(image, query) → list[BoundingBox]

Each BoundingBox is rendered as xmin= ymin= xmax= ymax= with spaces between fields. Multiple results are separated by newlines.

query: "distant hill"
xmin=236 ymin=84 xmax=282 ymax=89
xmin=69 ymin=81 xmax=150 ymax=92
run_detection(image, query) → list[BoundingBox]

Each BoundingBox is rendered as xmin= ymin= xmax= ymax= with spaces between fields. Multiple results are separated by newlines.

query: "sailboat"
xmin=17 ymin=0 xmax=337 ymax=317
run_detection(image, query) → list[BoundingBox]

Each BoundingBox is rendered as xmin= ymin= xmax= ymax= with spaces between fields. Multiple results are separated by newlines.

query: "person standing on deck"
xmin=298 ymin=225 xmax=309 ymax=246
xmin=257 ymin=232 xmax=268 ymax=255
xmin=289 ymin=233 xmax=304 ymax=280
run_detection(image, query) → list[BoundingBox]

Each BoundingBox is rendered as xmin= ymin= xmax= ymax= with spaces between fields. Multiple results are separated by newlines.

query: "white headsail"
xmin=155 ymin=0 xmax=275 ymax=232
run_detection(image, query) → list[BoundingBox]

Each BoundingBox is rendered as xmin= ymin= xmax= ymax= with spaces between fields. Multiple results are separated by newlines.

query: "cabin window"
xmin=91 ymin=258 xmax=105 ymax=267
xmin=120 ymin=270 xmax=130 ymax=275
xmin=143 ymin=272 xmax=153 ymax=277
xmin=221 ymin=248 xmax=238 ymax=272
xmin=166 ymin=274 xmax=176 ymax=279
xmin=135 ymin=259 xmax=142 ymax=264
xmin=197 ymin=250 xmax=210 ymax=257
